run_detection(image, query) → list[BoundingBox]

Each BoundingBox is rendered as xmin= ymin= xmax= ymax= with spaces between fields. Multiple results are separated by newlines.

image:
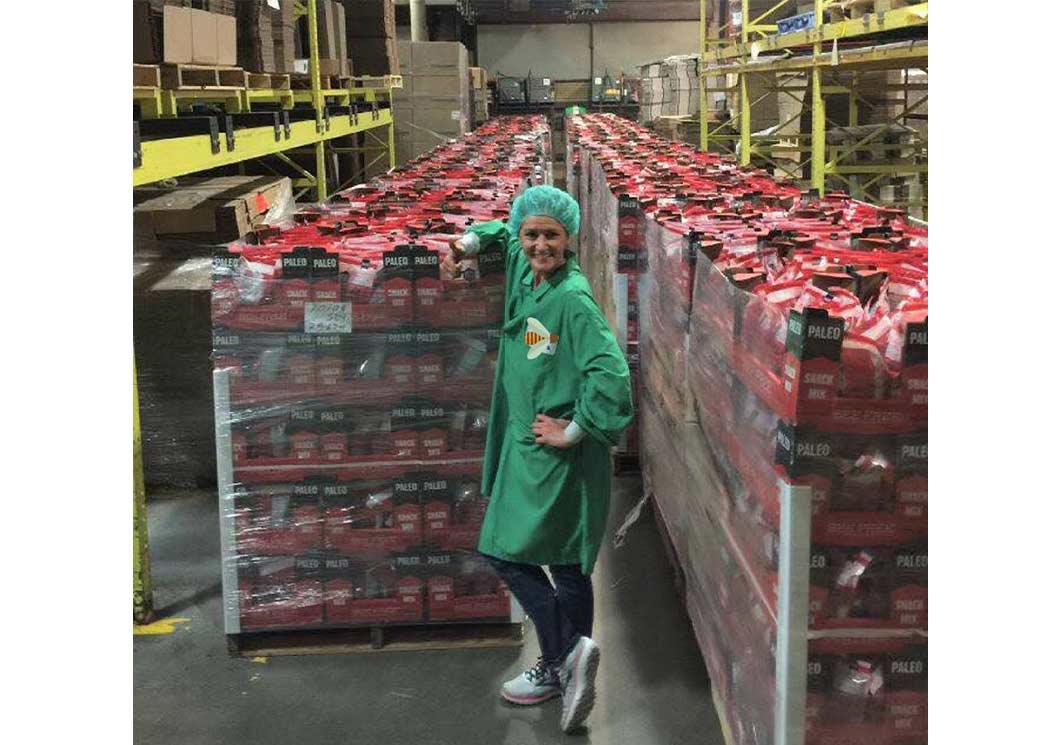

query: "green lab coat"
xmin=467 ymin=220 xmax=634 ymax=574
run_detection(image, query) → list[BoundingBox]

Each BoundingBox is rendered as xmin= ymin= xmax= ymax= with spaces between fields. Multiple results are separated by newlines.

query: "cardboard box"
xmin=318 ymin=58 xmax=345 ymax=77
xmin=410 ymin=41 xmax=467 ymax=72
xmin=217 ymin=13 xmax=237 ymax=66
xmin=163 ymin=6 xmax=193 ymax=64
xmin=352 ymin=37 xmax=397 ymax=75
xmin=237 ymin=0 xmax=280 ymax=72
xmin=411 ymin=74 xmax=465 ymax=98
xmin=133 ymin=1 xmax=158 ymax=64
xmin=315 ymin=0 xmax=344 ymax=59
xmin=343 ymin=0 xmax=396 ymax=39
xmin=336 ymin=2 xmax=348 ymax=67
xmin=469 ymin=67 xmax=486 ymax=89
xmin=273 ymin=1 xmax=297 ymax=73
xmin=190 ymin=9 xmax=218 ymax=65
xmin=133 ymin=176 xmax=290 ymax=242
xmin=415 ymin=106 xmax=467 ymax=135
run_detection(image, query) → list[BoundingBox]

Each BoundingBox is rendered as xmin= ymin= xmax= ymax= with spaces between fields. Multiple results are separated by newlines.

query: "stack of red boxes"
xmin=568 ymin=113 xmax=927 ymax=745
xmin=215 ymin=117 xmax=553 ymax=634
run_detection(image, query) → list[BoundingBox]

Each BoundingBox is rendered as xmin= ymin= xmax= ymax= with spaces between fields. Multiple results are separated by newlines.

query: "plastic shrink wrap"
xmin=213 ymin=117 xmax=553 ymax=634
xmin=567 ymin=113 xmax=926 ymax=745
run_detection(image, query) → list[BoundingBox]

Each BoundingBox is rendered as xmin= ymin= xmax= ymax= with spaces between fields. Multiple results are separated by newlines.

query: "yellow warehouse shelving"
xmin=132 ymin=0 xmax=400 ymax=623
xmin=699 ymin=0 xmax=927 ymax=216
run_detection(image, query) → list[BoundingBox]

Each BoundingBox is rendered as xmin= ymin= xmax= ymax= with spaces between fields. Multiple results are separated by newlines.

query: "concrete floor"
xmin=134 ymin=477 xmax=724 ymax=745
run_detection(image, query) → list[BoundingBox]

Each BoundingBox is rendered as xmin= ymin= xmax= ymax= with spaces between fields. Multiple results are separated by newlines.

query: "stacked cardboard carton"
xmin=639 ymin=56 xmax=699 ymax=124
xmin=393 ymin=42 xmax=471 ymax=165
xmin=344 ymin=0 xmax=399 ymax=76
xmin=470 ymin=67 xmax=490 ymax=126
xmin=134 ymin=3 xmax=237 ymax=66
xmin=134 ymin=176 xmax=293 ymax=248
xmin=237 ymin=1 xmax=296 ymax=74
xmin=135 ymin=1 xmax=236 ymax=65
xmin=317 ymin=0 xmax=349 ymax=76
xmin=134 ymin=175 xmax=294 ymax=490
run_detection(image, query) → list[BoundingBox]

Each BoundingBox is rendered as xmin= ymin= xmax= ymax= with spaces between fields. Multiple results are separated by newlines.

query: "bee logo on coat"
xmin=525 ymin=317 xmax=558 ymax=359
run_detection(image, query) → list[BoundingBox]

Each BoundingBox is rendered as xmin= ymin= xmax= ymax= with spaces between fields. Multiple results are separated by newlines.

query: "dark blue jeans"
xmin=484 ymin=553 xmax=594 ymax=667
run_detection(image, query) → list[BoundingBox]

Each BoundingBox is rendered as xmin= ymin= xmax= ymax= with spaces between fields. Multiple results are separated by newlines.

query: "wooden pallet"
xmin=160 ymin=63 xmax=245 ymax=90
xmin=290 ymin=72 xmax=356 ymax=91
xmin=825 ymin=0 xmax=868 ymax=22
xmin=245 ymin=71 xmax=291 ymax=91
xmin=874 ymin=0 xmax=916 ymax=11
xmin=349 ymin=74 xmax=403 ymax=90
xmin=133 ymin=63 xmax=161 ymax=90
xmin=227 ymin=621 xmax=524 ymax=658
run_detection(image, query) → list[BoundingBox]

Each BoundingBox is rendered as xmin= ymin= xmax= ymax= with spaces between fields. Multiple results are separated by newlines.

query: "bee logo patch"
xmin=525 ymin=317 xmax=558 ymax=359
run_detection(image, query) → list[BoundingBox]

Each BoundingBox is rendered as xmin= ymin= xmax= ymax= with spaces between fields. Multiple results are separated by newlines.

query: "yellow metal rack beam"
xmin=133 ymin=109 xmax=394 ymax=187
xmin=713 ymin=40 xmax=927 ymax=75
xmin=705 ymin=2 xmax=928 ymax=63
xmin=134 ymin=85 xmax=395 ymax=119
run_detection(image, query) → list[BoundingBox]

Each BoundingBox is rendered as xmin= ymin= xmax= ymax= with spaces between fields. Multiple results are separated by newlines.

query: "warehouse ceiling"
xmin=465 ymin=1 xmax=702 ymax=23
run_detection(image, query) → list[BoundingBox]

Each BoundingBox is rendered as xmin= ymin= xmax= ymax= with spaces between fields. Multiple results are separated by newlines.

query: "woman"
xmin=446 ymin=185 xmax=634 ymax=734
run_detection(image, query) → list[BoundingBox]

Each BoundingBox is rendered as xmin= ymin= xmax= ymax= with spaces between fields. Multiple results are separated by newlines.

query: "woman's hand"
xmin=441 ymin=237 xmax=465 ymax=280
xmin=532 ymin=414 xmax=573 ymax=448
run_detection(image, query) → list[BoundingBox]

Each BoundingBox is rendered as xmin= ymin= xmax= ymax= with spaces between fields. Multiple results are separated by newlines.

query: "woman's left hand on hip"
xmin=532 ymin=414 xmax=573 ymax=449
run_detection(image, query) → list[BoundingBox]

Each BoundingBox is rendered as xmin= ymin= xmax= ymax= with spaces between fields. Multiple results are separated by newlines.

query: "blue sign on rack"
xmin=777 ymin=11 xmax=817 ymax=35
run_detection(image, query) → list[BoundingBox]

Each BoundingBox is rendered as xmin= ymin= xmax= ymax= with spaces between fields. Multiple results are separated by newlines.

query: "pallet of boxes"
xmin=133 ymin=0 xmax=239 ymax=78
xmin=345 ymin=0 xmax=399 ymax=77
xmin=343 ymin=1 xmax=400 ymax=182
xmin=236 ymin=1 xmax=297 ymax=87
xmin=569 ymin=113 xmax=928 ymax=745
xmin=303 ymin=0 xmax=349 ymax=81
xmin=639 ymin=55 xmax=699 ymax=125
xmin=211 ymin=117 xmax=553 ymax=654
xmin=393 ymin=41 xmax=472 ymax=166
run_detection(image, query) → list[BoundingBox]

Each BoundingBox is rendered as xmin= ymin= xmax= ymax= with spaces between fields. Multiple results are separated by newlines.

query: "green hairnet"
xmin=509 ymin=185 xmax=581 ymax=239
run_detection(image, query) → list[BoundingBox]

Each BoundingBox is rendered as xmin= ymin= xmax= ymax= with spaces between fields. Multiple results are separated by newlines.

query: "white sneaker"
xmin=558 ymin=636 xmax=601 ymax=733
xmin=501 ymin=657 xmax=562 ymax=705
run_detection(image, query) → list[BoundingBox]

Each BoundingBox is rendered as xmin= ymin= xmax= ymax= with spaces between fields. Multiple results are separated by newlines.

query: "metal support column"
xmin=410 ymin=0 xmax=428 ymax=42
xmin=739 ymin=0 xmax=751 ymax=165
xmin=388 ymin=121 xmax=396 ymax=169
xmin=700 ymin=0 xmax=708 ymax=152
xmin=133 ymin=363 xmax=153 ymax=624
xmin=307 ymin=0 xmax=328 ymax=201
xmin=811 ymin=0 xmax=825 ymax=193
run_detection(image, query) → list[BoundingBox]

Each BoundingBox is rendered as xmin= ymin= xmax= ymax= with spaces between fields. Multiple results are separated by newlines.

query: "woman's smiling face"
xmin=519 ymin=215 xmax=569 ymax=276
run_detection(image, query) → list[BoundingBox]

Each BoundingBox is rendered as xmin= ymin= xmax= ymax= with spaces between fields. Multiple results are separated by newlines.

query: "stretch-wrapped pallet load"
xmin=394 ymin=41 xmax=472 ymax=165
xmin=639 ymin=56 xmax=699 ymax=124
xmin=570 ymin=113 xmax=927 ymax=745
xmin=212 ymin=117 xmax=553 ymax=637
xmin=566 ymin=117 xmax=667 ymax=463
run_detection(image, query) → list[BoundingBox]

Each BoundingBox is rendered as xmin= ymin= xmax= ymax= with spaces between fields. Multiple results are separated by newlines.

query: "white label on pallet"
xmin=594 ymin=77 xmax=602 ymax=85
xmin=451 ymin=110 xmax=461 ymax=120
xmin=267 ymin=0 xmax=279 ymax=8
xmin=543 ymin=78 xmax=551 ymax=86
xmin=305 ymin=302 xmax=352 ymax=334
